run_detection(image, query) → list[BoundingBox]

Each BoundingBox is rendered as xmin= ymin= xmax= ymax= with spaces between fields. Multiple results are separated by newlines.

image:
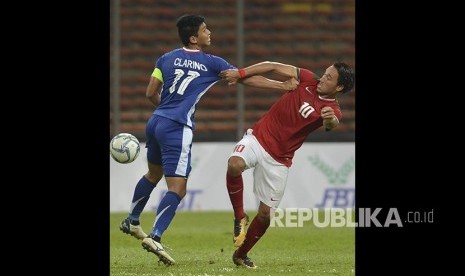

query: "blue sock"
xmin=128 ymin=176 xmax=156 ymax=221
xmin=152 ymin=191 xmax=182 ymax=238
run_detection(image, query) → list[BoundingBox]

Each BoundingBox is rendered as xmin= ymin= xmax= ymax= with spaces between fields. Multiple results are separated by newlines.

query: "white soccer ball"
xmin=109 ymin=133 xmax=140 ymax=164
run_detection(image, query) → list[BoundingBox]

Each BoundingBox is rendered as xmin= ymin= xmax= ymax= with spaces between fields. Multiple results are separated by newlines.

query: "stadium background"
xmin=109 ymin=0 xmax=355 ymax=142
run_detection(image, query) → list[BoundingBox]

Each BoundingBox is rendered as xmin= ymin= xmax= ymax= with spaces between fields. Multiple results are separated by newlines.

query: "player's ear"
xmin=336 ymin=85 xmax=343 ymax=92
xmin=189 ymin=35 xmax=198 ymax=44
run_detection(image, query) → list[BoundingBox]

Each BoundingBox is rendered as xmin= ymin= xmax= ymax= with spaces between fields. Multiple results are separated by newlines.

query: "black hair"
xmin=176 ymin=15 xmax=205 ymax=46
xmin=333 ymin=62 xmax=355 ymax=94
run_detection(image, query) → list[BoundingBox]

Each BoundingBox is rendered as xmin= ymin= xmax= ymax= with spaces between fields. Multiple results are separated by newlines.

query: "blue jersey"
xmin=153 ymin=48 xmax=236 ymax=129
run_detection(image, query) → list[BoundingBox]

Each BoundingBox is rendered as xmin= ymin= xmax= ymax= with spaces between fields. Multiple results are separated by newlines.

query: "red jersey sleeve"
xmin=298 ymin=68 xmax=320 ymax=86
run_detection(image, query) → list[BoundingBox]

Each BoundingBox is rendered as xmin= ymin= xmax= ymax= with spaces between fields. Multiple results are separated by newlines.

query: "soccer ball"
xmin=109 ymin=133 xmax=140 ymax=164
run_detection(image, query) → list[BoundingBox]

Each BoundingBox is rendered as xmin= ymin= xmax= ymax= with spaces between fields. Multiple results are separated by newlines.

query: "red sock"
xmin=236 ymin=215 xmax=269 ymax=258
xmin=226 ymin=173 xmax=245 ymax=220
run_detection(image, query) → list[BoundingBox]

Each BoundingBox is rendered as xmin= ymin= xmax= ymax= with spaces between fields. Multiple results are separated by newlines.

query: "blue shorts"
xmin=145 ymin=115 xmax=193 ymax=177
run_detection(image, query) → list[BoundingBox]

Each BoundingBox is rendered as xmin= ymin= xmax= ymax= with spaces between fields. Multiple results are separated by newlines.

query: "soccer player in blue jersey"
xmin=119 ymin=14 xmax=297 ymax=265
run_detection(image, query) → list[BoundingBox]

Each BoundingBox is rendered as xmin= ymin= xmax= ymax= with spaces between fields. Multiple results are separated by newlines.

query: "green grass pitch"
xmin=110 ymin=211 xmax=354 ymax=275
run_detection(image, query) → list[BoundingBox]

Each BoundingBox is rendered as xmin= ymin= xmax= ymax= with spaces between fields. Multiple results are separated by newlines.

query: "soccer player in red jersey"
xmin=219 ymin=61 xmax=355 ymax=268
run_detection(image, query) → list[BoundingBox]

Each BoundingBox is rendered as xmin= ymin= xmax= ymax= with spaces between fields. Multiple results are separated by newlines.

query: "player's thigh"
xmin=146 ymin=115 xmax=162 ymax=165
xmin=230 ymin=134 xmax=259 ymax=170
xmin=154 ymin=118 xmax=193 ymax=177
xmin=253 ymin=161 xmax=289 ymax=208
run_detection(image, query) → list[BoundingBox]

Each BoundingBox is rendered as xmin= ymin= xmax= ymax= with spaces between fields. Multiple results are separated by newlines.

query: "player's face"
xmin=316 ymin=65 xmax=342 ymax=97
xmin=196 ymin=23 xmax=211 ymax=47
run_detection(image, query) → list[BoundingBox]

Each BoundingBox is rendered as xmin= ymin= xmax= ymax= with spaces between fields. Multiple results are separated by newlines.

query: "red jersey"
xmin=251 ymin=68 xmax=342 ymax=167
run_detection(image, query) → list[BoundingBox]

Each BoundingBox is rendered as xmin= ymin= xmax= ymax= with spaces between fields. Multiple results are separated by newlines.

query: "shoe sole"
xmin=142 ymin=241 xmax=176 ymax=266
xmin=233 ymin=216 xmax=249 ymax=247
xmin=233 ymin=234 xmax=246 ymax=248
xmin=232 ymin=251 xmax=257 ymax=269
xmin=119 ymin=225 xmax=147 ymax=240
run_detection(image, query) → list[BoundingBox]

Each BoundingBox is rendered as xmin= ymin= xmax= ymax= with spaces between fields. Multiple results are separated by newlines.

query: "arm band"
xmin=238 ymin=68 xmax=246 ymax=78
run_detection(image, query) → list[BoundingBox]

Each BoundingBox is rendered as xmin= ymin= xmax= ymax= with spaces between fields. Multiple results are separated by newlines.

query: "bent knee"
xmin=257 ymin=204 xmax=271 ymax=223
xmin=228 ymin=156 xmax=245 ymax=176
xmin=145 ymin=165 xmax=163 ymax=184
xmin=257 ymin=211 xmax=271 ymax=226
xmin=258 ymin=209 xmax=271 ymax=219
xmin=145 ymin=173 xmax=162 ymax=184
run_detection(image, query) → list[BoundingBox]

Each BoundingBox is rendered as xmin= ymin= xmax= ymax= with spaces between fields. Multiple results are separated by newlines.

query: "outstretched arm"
xmin=220 ymin=61 xmax=299 ymax=85
xmin=240 ymin=75 xmax=298 ymax=91
xmin=242 ymin=61 xmax=298 ymax=78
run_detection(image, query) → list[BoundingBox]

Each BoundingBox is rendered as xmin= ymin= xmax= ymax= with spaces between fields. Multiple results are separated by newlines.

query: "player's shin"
xmin=226 ymin=173 xmax=245 ymax=220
